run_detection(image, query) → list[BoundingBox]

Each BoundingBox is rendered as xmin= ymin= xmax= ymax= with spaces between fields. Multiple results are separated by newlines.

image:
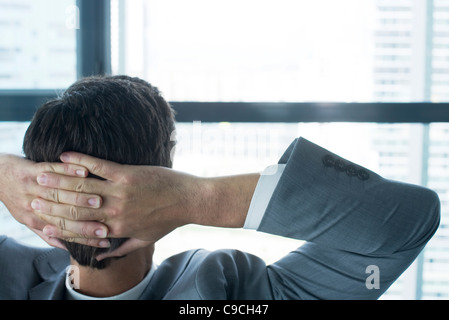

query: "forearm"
xmin=189 ymin=173 xmax=260 ymax=229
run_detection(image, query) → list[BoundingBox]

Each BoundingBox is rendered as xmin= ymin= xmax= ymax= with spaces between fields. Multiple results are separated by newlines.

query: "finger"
xmin=34 ymin=210 xmax=109 ymax=238
xmin=63 ymin=237 xmax=111 ymax=248
xmin=36 ymin=172 xmax=104 ymax=195
xmin=60 ymin=152 xmax=123 ymax=181
xmin=31 ymin=198 xmax=104 ymax=221
xmin=30 ymin=228 xmax=67 ymax=251
xmin=96 ymin=238 xmax=148 ymax=261
xmin=42 ymin=226 xmax=111 ymax=248
xmin=35 ymin=187 xmax=102 ymax=209
xmin=36 ymin=161 xmax=88 ymax=178
xmin=21 ymin=209 xmax=47 ymax=231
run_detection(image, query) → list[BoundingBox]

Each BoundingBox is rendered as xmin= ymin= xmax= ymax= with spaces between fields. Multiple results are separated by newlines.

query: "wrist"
xmin=183 ymin=176 xmax=218 ymax=227
xmin=189 ymin=174 xmax=260 ymax=229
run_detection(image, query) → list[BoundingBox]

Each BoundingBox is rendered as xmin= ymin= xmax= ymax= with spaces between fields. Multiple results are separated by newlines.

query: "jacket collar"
xmin=29 ymin=248 xmax=70 ymax=300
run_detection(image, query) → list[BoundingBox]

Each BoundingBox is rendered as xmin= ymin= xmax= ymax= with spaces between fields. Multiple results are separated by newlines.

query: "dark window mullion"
xmin=76 ymin=0 xmax=112 ymax=78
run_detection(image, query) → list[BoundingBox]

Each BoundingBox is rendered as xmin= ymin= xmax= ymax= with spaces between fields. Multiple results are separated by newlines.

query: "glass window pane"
xmin=112 ymin=0 xmax=448 ymax=103
xmin=0 ymin=0 xmax=77 ymax=89
xmin=424 ymin=123 xmax=449 ymax=299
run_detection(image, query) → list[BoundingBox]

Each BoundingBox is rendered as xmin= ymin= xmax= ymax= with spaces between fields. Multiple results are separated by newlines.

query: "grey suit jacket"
xmin=0 ymin=138 xmax=441 ymax=300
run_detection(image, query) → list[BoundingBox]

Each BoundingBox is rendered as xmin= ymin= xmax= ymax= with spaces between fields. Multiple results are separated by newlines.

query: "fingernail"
xmin=37 ymin=174 xmax=47 ymax=185
xmin=43 ymin=226 xmax=53 ymax=236
xmin=88 ymin=198 xmax=99 ymax=207
xmin=95 ymin=228 xmax=107 ymax=238
xmin=76 ymin=169 xmax=87 ymax=177
xmin=60 ymin=154 xmax=70 ymax=162
xmin=99 ymin=240 xmax=110 ymax=248
xmin=31 ymin=199 xmax=41 ymax=210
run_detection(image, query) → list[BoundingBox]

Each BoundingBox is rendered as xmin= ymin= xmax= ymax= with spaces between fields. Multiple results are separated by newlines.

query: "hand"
xmin=0 ymin=154 xmax=107 ymax=249
xmin=34 ymin=152 xmax=204 ymax=242
xmin=33 ymin=152 xmax=259 ymax=258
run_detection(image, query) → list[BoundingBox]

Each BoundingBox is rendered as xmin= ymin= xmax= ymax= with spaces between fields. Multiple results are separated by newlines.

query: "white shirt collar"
xmin=65 ymin=263 xmax=157 ymax=300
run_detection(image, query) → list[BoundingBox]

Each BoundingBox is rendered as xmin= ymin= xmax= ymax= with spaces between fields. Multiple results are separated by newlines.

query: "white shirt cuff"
xmin=243 ymin=164 xmax=286 ymax=230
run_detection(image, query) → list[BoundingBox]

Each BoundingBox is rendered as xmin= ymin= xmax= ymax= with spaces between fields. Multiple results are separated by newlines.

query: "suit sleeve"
xmin=258 ymin=138 xmax=441 ymax=299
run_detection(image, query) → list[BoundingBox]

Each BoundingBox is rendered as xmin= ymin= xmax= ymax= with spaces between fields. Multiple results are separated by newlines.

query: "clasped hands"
xmin=1 ymin=152 xmax=257 ymax=261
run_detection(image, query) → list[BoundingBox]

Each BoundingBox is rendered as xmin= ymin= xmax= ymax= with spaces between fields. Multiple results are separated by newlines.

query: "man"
xmin=2 ymin=75 xmax=177 ymax=299
xmin=0 ymin=75 xmax=441 ymax=299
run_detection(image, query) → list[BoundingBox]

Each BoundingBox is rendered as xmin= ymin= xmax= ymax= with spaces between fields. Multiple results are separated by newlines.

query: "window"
xmin=113 ymin=0 xmax=376 ymax=102
xmin=111 ymin=0 xmax=443 ymax=104
xmin=0 ymin=0 xmax=77 ymax=89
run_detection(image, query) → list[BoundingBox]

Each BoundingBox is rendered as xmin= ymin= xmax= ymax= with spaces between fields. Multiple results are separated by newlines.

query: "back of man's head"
xmin=23 ymin=75 xmax=176 ymax=269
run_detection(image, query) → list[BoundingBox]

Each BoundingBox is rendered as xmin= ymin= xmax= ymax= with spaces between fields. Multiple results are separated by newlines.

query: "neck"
xmin=70 ymin=245 xmax=154 ymax=298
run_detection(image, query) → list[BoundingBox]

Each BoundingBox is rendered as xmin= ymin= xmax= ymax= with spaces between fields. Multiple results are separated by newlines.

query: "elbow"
xmin=402 ymin=188 xmax=441 ymax=252
xmin=423 ymin=189 xmax=441 ymax=241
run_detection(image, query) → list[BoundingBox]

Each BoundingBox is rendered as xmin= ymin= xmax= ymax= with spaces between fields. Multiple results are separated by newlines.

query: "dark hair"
xmin=23 ymin=75 xmax=176 ymax=269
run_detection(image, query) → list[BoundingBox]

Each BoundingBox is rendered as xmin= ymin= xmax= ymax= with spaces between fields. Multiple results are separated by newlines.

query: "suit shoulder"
xmin=0 ymin=236 xmax=52 ymax=299
xmin=195 ymin=249 xmax=271 ymax=299
xmin=0 ymin=235 xmax=48 ymax=258
xmin=0 ymin=236 xmax=51 ymax=272
xmin=151 ymin=248 xmax=271 ymax=299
